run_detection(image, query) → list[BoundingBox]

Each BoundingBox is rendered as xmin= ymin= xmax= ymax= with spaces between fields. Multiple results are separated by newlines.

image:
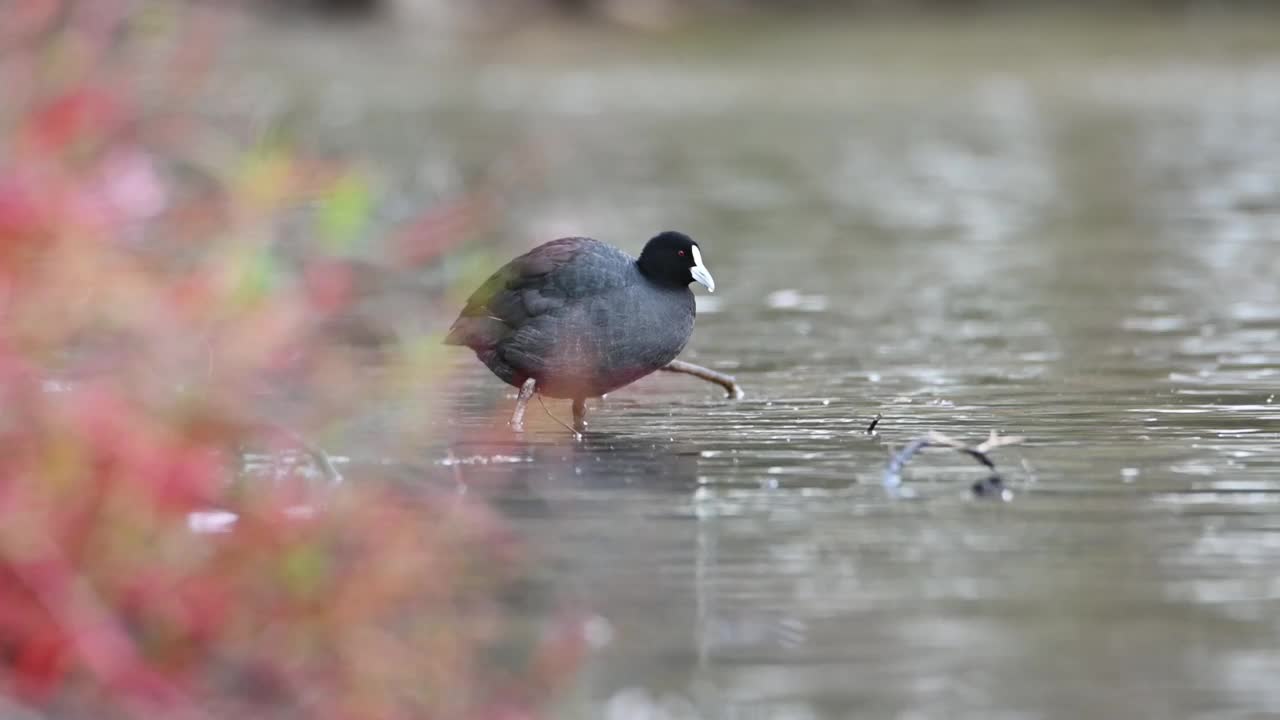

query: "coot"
xmin=445 ymin=231 xmax=742 ymax=431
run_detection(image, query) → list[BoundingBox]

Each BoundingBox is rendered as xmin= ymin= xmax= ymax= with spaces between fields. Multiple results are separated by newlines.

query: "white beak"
xmin=689 ymin=244 xmax=715 ymax=293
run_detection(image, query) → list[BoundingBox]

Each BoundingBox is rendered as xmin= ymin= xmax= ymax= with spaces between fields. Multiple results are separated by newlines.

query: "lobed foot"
xmin=661 ymin=359 xmax=745 ymax=399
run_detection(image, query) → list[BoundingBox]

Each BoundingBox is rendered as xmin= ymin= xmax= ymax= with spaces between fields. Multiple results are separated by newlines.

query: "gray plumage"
xmin=445 ymin=236 xmax=698 ymax=399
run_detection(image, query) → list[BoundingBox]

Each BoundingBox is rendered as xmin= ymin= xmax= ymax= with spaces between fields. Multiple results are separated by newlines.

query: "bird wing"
xmin=444 ymin=238 xmax=631 ymax=349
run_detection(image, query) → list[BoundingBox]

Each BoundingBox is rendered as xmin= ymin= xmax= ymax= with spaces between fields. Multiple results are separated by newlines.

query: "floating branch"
xmin=865 ymin=413 xmax=882 ymax=435
xmin=250 ymin=423 xmax=347 ymax=486
xmin=882 ymin=430 xmax=1025 ymax=495
xmin=288 ymin=430 xmax=347 ymax=486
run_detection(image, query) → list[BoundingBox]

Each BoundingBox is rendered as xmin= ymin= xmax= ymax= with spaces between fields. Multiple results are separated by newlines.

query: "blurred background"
xmin=2 ymin=1 xmax=1279 ymax=718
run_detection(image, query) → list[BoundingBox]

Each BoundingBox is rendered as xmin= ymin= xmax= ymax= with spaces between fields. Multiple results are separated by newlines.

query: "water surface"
xmin=232 ymin=17 xmax=1280 ymax=718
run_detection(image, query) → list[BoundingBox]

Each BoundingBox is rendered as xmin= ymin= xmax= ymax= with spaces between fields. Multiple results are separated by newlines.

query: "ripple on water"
xmin=247 ymin=27 xmax=1280 ymax=717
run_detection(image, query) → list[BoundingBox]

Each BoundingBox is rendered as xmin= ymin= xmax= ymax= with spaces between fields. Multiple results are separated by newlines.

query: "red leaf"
xmin=0 ymin=175 xmax=50 ymax=275
xmin=303 ymin=258 xmax=355 ymax=316
xmin=23 ymin=85 xmax=127 ymax=155
xmin=12 ymin=632 xmax=73 ymax=699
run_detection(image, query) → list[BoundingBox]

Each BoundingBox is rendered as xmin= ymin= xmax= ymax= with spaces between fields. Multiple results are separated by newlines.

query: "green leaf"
xmin=319 ymin=171 xmax=372 ymax=253
xmin=282 ymin=543 xmax=329 ymax=598
xmin=232 ymin=245 xmax=276 ymax=307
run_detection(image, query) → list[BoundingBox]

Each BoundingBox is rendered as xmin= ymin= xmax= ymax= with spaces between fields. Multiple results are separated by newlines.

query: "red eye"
xmin=678 ymin=250 xmax=685 ymax=257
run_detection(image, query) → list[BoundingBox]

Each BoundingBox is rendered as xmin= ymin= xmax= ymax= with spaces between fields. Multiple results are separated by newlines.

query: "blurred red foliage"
xmin=0 ymin=2 xmax=582 ymax=717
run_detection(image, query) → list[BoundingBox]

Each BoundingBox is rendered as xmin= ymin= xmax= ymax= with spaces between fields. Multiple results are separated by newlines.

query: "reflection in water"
xmin=235 ymin=19 xmax=1280 ymax=719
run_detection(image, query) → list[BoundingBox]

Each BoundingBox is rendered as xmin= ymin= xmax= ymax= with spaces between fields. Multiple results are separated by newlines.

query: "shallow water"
xmin=232 ymin=16 xmax=1280 ymax=718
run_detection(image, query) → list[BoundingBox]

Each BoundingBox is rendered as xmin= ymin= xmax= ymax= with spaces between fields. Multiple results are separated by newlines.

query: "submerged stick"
xmin=256 ymin=423 xmax=346 ymax=486
xmin=882 ymin=430 xmax=1025 ymax=494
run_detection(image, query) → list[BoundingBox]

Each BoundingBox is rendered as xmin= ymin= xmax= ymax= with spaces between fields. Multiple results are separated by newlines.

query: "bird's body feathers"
xmin=445 ymin=237 xmax=696 ymax=398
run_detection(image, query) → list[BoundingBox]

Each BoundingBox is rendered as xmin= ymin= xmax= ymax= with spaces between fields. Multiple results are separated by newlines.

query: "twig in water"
xmin=882 ymin=430 xmax=1025 ymax=496
xmin=255 ymin=423 xmax=345 ymax=486
xmin=536 ymin=394 xmax=583 ymax=441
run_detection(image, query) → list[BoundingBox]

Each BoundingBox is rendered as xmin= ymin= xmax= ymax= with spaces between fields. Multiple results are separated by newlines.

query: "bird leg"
xmin=510 ymin=378 xmax=537 ymax=431
xmin=572 ymin=397 xmax=588 ymax=432
xmin=660 ymin=359 xmax=745 ymax=399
